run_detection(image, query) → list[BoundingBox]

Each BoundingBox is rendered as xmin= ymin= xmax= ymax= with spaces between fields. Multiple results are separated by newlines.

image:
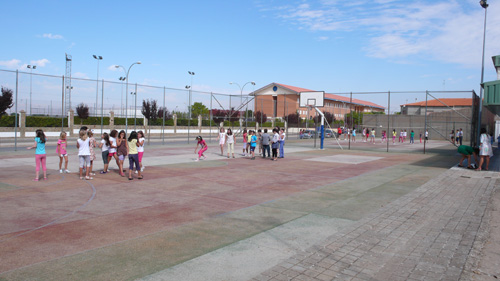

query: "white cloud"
xmin=42 ymin=33 xmax=64 ymax=40
xmin=264 ymin=0 xmax=500 ymax=68
xmin=0 ymin=59 xmax=21 ymax=69
xmin=30 ymin=59 xmax=50 ymax=67
xmin=317 ymin=36 xmax=329 ymax=41
xmin=73 ymin=72 xmax=89 ymax=79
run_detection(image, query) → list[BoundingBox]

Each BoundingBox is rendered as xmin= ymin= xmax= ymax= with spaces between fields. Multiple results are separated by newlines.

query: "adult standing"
xmin=477 ymin=128 xmax=493 ymax=171
xmin=458 ymin=128 xmax=463 ymax=145
xmin=262 ymin=129 xmax=271 ymax=158
xmin=271 ymin=128 xmax=280 ymax=161
xmin=279 ymin=128 xmax=286 ymax=158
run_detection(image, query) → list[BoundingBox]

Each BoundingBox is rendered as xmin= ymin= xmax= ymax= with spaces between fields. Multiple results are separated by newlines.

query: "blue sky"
xmin=1 ymin=0 xmax=499 ymax=114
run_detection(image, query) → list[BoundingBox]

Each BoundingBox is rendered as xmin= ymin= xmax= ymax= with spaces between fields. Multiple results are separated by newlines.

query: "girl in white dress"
xmin=217 ymin=127 xmax=226 ymax=156
xmin=225 ymin=128 xmax=235 ymax=158
xmin=477 ymin=128 xmax=493 ymax=171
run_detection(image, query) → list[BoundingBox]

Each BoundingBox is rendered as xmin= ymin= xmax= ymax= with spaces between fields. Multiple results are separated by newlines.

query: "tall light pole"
xmin=119 ymin=77 xmax=126 ymax=116
xmin=187 ymin=71 xmax=195 ymax=143
xmin=477 ymin=0 xmax=488 ymax=147
xmin=93 ymin=55 xmax=103 ymax=116
xmin=115 ymin=62 xmax=141 ymax=132
xmin=27 ymin=65 xmax=36 ymax=115
xmin=130 ymin=89 xmax=137 ymax=130
xmin=229 ymin=81 xmax=255 ymax=130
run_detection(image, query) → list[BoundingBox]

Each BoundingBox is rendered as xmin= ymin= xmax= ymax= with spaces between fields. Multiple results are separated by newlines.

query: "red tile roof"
xmin=263 ymin=83 xmax=385 ymax=109
xmin=403 ymin=98 xmax=472 ymax=107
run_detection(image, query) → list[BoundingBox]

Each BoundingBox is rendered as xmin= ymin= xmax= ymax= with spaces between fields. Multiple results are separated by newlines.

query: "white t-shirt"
xmin=109 ymin=137 xmax=117 ymax=153
xmin=101 ymin=139 xmax=109 ymax=152
xmin=226 ymin=134 xmax=234 ymax=144
xmin=137 ymin=137 xmax=145 ymax=153
xmin=78 ymin=138 xmax=91 ymax=156
xmin=281 ymin=132 xmax=286 ymax=141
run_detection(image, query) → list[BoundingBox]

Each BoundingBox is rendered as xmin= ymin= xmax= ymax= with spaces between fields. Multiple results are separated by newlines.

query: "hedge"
xmin=74 ymin=116 xmax=110 ymax=126
xmin=114 ymin=117 xmax=143 ymax=126
xmin=0 ymin=115 xmax=16 ymax=127
xmin=26 ymin=116 xmax=68 ymax=127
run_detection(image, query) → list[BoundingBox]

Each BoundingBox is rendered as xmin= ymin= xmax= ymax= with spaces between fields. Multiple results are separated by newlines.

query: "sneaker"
xmin=64 ymin=169 xmax=71 ymax=173
xmin=141 ymin=167 xmax=144 ymax=172
xmin=134 ymin=170 xmax=138 ymax=174
xmin=59 ymin=169 xmax=63 ymax=174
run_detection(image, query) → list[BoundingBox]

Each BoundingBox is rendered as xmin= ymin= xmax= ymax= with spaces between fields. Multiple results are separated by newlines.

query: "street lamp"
xmin=229 ymin=81 xmax=256 ymax=130
xmin=93 ymin=55 xmax=103 ymax=116
xmin=119 ymin=77 xmax=126 ymax=116
xmin=27 ymin=65 xmax=36 ymax=115
xmin=115 ymin=61 xmax=141 ymax=132
xmin=187 ymin=71 xmax=195 ymax=143
xmin=130 ymin=91 xmax=137 ymax=130
xmin=477 ymin=0 xmax=488 ymax=147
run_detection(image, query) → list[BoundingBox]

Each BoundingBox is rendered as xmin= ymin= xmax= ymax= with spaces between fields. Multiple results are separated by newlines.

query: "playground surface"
xmin=0 ymin=138 xmax=498 ymax=281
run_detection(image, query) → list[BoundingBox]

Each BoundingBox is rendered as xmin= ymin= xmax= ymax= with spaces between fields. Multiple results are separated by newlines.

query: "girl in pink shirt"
xmin=195 ymin=136 xmax=208 ymax=161
xmin=56 ymin=131 xmax=70 ymax=173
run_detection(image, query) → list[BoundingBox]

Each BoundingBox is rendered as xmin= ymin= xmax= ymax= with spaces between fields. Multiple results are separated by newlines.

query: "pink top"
xmin=57 ymin=139 xmax=67 ymax=154
xmin=198 ymin=139 xmax=207 ymax=148
xmin=243 ymin=133 xmax=247 ymax=142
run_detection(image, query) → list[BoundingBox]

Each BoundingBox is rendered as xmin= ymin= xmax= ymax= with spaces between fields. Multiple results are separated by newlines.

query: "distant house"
xmin=400 ymin=98 xmax=472 ymax=115
xmin=252 ymin=83 xmax=385 ymax=120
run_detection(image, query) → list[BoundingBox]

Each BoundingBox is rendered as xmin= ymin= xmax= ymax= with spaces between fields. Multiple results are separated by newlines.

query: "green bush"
xmin=114 ymin=117 xmax=143 ymax=126
xmin=74 ymin=116 xmax=110 ymax=126
xmin=26 ymin=116 xmax=67 ymax=127
xmin=0 ymin=115 xmax=16 ymax=127
xmin=148 ymin=118 xmax=173 ymax=126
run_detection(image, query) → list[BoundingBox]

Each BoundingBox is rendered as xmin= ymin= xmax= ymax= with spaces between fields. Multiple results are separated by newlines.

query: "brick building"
xmin=400 ymin=98 xmax=473 ymax=115
xmin=252 ymin=83 xmax=385 ymax=120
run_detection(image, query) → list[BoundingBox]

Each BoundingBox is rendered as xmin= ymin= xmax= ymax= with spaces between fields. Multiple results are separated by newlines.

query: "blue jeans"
xmin=279 ymin=140 xmax=285 ymax=158
xmin=263 ymin=145 xmax=270 ymax=157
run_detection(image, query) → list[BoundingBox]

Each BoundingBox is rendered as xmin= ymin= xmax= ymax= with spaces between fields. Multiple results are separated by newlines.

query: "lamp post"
xmin=477 ymin=0 xmax=488 ymax=146
xmin=130 ymin=90 xmax=137 ymax=130
xmin=115 ymin=62 xmax=141 ymax=132
xmin=119 ymin=77 xmax=126 ymax=116
xmin=229 ymin=81 xmax=255 ymax=130
xmin=27 ymin=65 xmax=36 ymax=115
xmin=187 ymin=71 xmax=195 ymax=143
xmin=93 ymin=55 xmax=103 ymax=116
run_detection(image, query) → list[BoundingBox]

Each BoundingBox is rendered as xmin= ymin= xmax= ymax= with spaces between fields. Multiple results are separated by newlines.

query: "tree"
xmin=0 ymin=87 xmax=14 ymax=116
xmin=212 ymin=109 xmax=228 ymax=124
xmin=254 ymin=111 xmax=267 ymax=124
xmin=345 ymin=111 xmax=362 ymax=126
xmin=76 ymin=103 xmax=89 ymax=124
xmin=312 ymin=112 xmax=335 ymax=125
xmin=157 ymin=107 xmax=172 ymax=120
xmin=189 ymin=102 xmax=209 ymax=118
xmin=142 ymin=99 xmax=158 ymax=122
xmin=284 ymin=112 xmax=300 ymax=125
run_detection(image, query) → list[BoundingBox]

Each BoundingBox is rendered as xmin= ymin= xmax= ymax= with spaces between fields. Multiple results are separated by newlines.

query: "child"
xmin=27 ymin=129 xmax=47 ymax=181
xmin=250 ymin=130 xmax=257 ymax=160
xmin=99 ymin=132 xmax=111 ymax=174
xmin=352 ymin=128 xmax=356 ymax=142
xmin=410 ymin=130 xmax=415 ymax=144
xmin=279 ymin=128 xmax=286 ymax=158
xmin=225 ymin=128 xmax=235 ymax=158
xmin=127 ymin=131 xmax=143 ymax=180
xmin=246 ymin=129 xmax=252 ymax=156
xmin=217 ymin=127 xmax=225 ymax=156
xmin=116 ymin=130 xmax=128 ymax=177
xmin=108 ymin=130 xmax=119 ymax=172
xmin=195 ymin=136 xmax=207 ymax=161
xmin=370 ymin=128 xmax=376 ymax=143
xmin=88 ymin=130 xmax=97 ymax=176
xmin=258 ymin=129 xmax=263 ymax=155
xmin=392 ymin=129 xmax=397 ymax=144
xmin=242 ymin=129 xmax=247 ymax=156
xmin=77 ymin=130 xmax=92 ymax=180
xmin=272 ymin=128 xmax=280 ymax=161
xmin=56 ymin=131 xmax=70 ymax=174
xmin=137 ymin=130 xmax=145 ymax=173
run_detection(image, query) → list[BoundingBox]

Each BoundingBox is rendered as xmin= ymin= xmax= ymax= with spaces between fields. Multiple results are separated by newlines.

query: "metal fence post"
xmin=162 ymin=86 xmax=165 ymax=145
xmin=387 ymin=91 xmax=390 ymax=152
xmin=100 ymin=79 xmax=104 ymax=135
xmin=424 ymin=90 xmax=429 ymax=154
xmin=61 ymin=75 xmax=65 ymax=131
xmin=14 ymin=70 xmax=18 ymax=151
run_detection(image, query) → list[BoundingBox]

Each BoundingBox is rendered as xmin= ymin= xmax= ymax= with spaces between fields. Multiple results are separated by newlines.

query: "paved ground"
xmin=0 ymin=138 xmax=498 ymax=281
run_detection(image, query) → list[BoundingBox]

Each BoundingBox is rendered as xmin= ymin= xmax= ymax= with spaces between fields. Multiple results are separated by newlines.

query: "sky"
xmin=1 ymin=0 xmax=499 ymax=115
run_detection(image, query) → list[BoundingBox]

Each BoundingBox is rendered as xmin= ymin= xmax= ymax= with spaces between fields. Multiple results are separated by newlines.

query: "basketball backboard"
xmin=299 ymin=91 xmax=324 ymax=107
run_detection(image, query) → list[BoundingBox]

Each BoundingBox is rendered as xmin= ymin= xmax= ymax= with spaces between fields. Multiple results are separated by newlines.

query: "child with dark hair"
xmin=108 ymin=129 xmax=119 ymax=171
xmin=137 ymin=131 xmax=145 ymax=173
xmin=27 ymin=129 xmax=47 ymax=181
xmin=99 ymin=132 xmax=111 ymax=174
xmin=116 ymin=130 xmax=128 ymax=177
xmin=225 ymin=128 xmax=235 ymax=158
xmin=272 ymin=128 xmax=280 ymax=161
xmin=127 ymin=131 xmax=142 ymax=180
xmin=195 ymin=136 xmax=208 ymax=161
xmin=250 ymin=130 xmax=257 ymax=160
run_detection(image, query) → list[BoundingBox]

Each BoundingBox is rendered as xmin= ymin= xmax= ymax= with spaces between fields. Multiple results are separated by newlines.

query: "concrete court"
xmin=0 ymin=139 xmax=494 ymax=280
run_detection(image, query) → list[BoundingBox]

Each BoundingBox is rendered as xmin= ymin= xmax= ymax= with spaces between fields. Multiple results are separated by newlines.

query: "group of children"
xmin=204 ymin=127 xmax=286 ymax=161
xmin=28 ymin=127 xmax=145 ymax=181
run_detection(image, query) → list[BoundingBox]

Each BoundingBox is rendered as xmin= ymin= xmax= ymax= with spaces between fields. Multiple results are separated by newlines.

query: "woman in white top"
xmin=108 ymin=129 xmax=119 ymax=170
xmin=217 ymin=127 xmax=225 ymax=156
xmin=137 ymin=131 xmax=145 ymax=173
xmin=279 ymin=128 xmax=286 ymax=158
xmin=272 ymin=128 xmax=280 ymax=161
xmin=225 ymin=128 xmax=235 ymax=158
xmin=77 ymin=130 xmax=92 ymax=180
xmin=477 ymin=128 xmax=493 ymax=171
